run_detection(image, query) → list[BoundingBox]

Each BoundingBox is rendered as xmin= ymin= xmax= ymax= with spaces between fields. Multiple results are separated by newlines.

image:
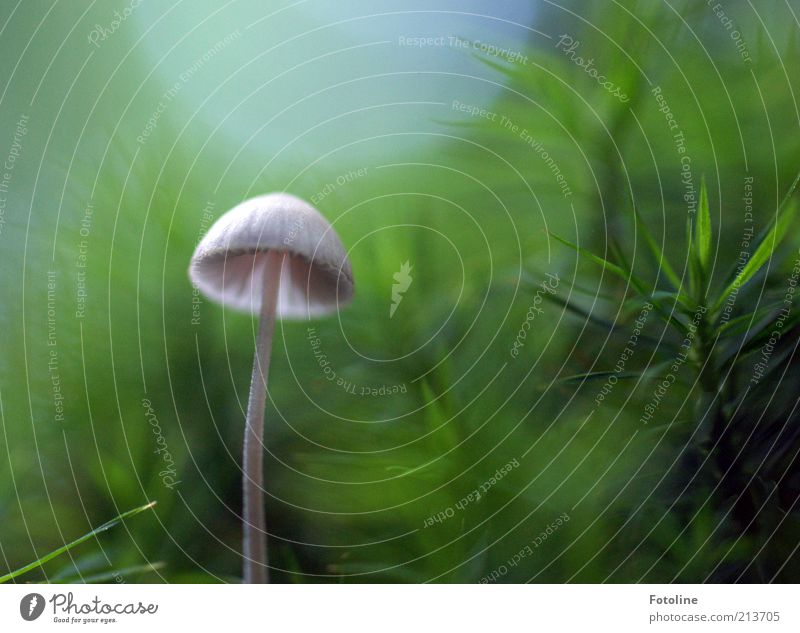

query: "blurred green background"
xmin=1 ymin=0 xmax=799 ymax=583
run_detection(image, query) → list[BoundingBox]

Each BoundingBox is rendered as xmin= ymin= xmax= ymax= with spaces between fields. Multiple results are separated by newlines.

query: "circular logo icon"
xmin=20 ymin=593 xmax=45 ymax=621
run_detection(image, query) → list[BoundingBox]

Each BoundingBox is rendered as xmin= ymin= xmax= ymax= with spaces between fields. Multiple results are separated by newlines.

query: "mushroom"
xmin=189 ymin=192 xmax=354 ymax=583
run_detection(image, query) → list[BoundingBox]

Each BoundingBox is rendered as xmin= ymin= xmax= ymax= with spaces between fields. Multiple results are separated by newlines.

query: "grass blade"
xmin=687 ymin=208 xmax=704 ymax=302
xmin=696 ymin=177 xmax=712 ymax=272
xmin=559 ymin=368 xmax=662 ymax=384
xmin=551 ymin=232 xmax=689 ymax=334
xmin=717 ymin=300 xmax=784 ymax=337
xmin=550 ymin=232 xmax=650 ymax=295
xmin=0 ymin=501 xmax=156 ymax=584
xmin=542 ymin=291 xmax=619 ymax=331
xmin=633 ymin=206 xmax=683 ymax=290
xmin=53 ymin=562 xmax=165 ymax=584
xmin=542 ymin=292 xmax=671 ymax=346
xmin=623 ymin=291 xmax=691 ymax=314
xmin=739 ymin=308 xmax=800 ymax=355
xmin=519 ymin=269 xmax=616 ymax=302
xmin=717 ymin=308 xmax=800 ymax=369
xmin=713 ymin=197 xmax=799 ymax=313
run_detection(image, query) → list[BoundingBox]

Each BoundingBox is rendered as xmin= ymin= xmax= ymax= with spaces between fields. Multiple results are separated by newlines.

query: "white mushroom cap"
xmin=189 ymin=193 xmax=354 ymax=318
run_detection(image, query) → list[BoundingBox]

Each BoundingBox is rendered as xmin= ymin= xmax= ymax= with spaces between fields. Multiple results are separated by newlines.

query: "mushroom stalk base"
xmin=242 ymin=250 xmax=283 ymax=584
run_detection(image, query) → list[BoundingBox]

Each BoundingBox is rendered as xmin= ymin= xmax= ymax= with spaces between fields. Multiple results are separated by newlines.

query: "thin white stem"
xmin=242 ymin=250 xmax=283 ymax=584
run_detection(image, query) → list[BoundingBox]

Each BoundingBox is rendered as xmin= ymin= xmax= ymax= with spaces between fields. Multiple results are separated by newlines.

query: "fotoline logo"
xmin=20 ymin=593 xmax=45 ymax=621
